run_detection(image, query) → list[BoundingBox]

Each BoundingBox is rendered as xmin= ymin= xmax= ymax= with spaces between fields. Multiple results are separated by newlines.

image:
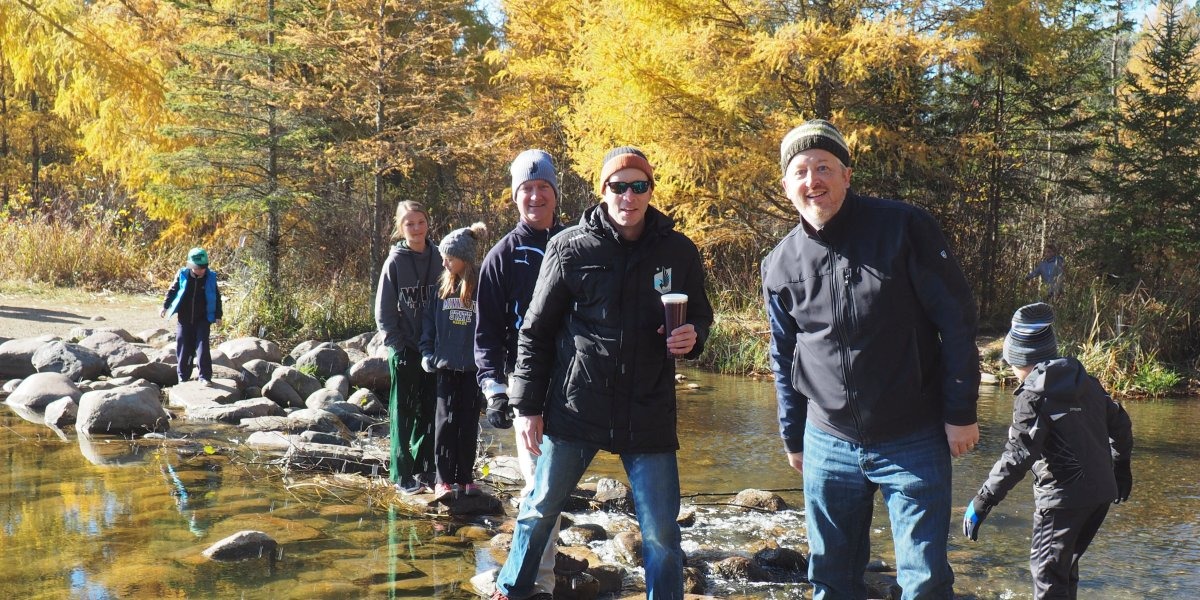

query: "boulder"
xmin=298 ymin=430 xmax=349 ymax=446
xmin=304 ymin=388 xmax=344 ymax=411
xmin=261 ymin=377 xmax=303 ymax=409
xmin=244 ymin=430 xmax=296 ymax=451
xmin=561 ymin=523 xmax=608 ymax=546
xmin=282 ymin=441 xmax=381 ymax=474
xmin=611 ymin=531 xmax=643 ymax=565
xmin=288 ymin=340 xmax=321 ymax=363
xmin=595 ymin=477 xmax=634 ymax=513
xmin=349 ymin=357 xmax=390 ymax=392
xmin=713 ymin=556 xmax=771 ymax=582
xmin=587 ymin=564 xmax=625 ymax=595
xmin=753 ymin=546 xmax=808 ymax=573
xmin=5 ymin=372 xmax=83 ymax=411
xmin=76 ymin=382 xmax=171 ymax=435
xmin=216 ymin=337 xmax=282 ymax=368
xmin=287 ymin=408 xmax=353 ymax=439
xmin=136 ymin=327 xmax=173 ymax=345
xmin=111 ymin=361 xmax=178 ymax=388
xmin=295 ymin=345 xmax=350 ymax=379
xmin=347 ymin=388 xmax=386 ymax=417
xmin=44 ymin=397 xmax=79 ymax=429
xmin=0 ymin=336 xmax=55 ymax=379
xmin=167 ymin=380 xmax=242 ymax=410
xmin=79 ymin=331 xmax=149 ymax=371
xmin=731 ymin=488 xmax=789 ymax=513
xmin=273 ymin=366 xmax=323 ymax=401
xmin=553 ymin=572 xmax=600 ymax=600
xmin=186 ymin=398 xmax=285 ymax=423
xmin=32 ymin=341 xmax=107 ymax=381
xmin=365 ymin=330 xmax=388 ymax=357
xmin=202 ymin=530 xmax=278 ymax=561
xmin=338 ymin=332 xmax=374 ymax=353
xmin=240 ymin=359 xmax=280 ymax=389
xmin=324 ymin=374 xmax=350 ymax=398
xmin=240 ymin=416 xmax=298 ymax=433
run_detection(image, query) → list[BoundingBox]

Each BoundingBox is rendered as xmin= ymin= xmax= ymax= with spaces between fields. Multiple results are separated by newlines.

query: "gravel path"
xmin=0 ymin=288 xmax=167 ymax=342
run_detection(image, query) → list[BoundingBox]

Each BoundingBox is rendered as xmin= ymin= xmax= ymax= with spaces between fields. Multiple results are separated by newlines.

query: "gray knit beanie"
xmin=438 ymin=222 xmax=488 ymax=261
xmin=780 ymin=119 xmax=852 ymax=173
xmin=510 ymin=149 xmax=559 ymax=201
xmin=1003 ymin=302 xmax=1059 ymax=367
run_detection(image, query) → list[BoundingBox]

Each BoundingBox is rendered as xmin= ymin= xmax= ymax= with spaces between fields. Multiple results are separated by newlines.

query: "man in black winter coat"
xmin=963 ymin=302 xmax=1133 ymax=600
xmin=492 ymin=147 xmax=713 ymax=600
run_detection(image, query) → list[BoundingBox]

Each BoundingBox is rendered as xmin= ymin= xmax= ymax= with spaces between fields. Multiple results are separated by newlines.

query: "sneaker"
xmin=462 ymin=483 xmax=482 ymax=496
xmin=197 ymin=378 xmax=210 ymax=386
xmin=433 ymin=483 xmax=457 ymax=500
xmin=395 ymin=477 xmax=429 ymax=495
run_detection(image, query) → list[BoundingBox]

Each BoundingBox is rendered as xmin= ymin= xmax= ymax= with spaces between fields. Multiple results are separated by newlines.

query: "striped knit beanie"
xmin=1003 ymin=302 xmax=1058 ymax=367
xmin=780 ymin=119 xmax=852 ymax=173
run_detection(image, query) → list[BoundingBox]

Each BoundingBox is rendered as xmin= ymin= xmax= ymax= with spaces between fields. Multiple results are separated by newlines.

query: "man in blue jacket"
xmin=762 ymin=120 xmax=980 ymax=599
xmin=475 ymin=149 xmax=566 ymax=598
xmin=492 ymin=147 xmax=713 ymax=600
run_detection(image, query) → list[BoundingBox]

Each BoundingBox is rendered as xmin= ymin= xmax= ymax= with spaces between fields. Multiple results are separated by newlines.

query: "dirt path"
xmin=0 ymin=287 xmax=167 ymax=342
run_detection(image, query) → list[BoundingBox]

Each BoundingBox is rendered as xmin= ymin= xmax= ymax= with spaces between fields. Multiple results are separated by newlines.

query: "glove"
xmin=486 ymin=393 xmax=513 ymax=429
xmin=1113 ymin=460 xmax=1132 ymax=503
xmin=482 ymin=379 xmax=512 ymax=429
xmin=962 ymin=497 xmax=993 ymax=541
xmin=421 ymin=356 xmax=435 ymax=373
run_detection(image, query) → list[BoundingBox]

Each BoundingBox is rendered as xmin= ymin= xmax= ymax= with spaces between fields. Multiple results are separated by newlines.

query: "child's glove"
xmin=1113 ymin=460 xmax=1132 ymax=503
xmin=421 ymin=356 xmax=435 ymax=373
xmin=962 ymin=497 xmax=993 ymax=541
xmin=482 ymin=379 xmax=512 ymax=429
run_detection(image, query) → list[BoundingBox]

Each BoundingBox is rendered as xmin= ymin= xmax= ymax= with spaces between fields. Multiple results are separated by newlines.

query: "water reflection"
xmin=1 ymin=370 xmax=1198 ymax=599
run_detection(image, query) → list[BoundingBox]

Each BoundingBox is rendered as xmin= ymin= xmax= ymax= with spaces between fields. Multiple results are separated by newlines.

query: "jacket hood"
xmin=389 ymin=239 xmax=434 ymax=258
xmin=581 ymin=203 xmax=674 ymax=241
xmin=1020 ymin=356 xmax=1087 ymax=398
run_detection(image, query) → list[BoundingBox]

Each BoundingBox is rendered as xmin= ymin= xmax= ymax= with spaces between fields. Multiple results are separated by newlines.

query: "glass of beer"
xmin=661 ymin=293 xmax=688 ymax=350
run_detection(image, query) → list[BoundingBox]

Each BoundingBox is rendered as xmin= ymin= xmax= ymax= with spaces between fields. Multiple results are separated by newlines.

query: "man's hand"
xmin=482 ymin=379 xmax=512 ymax=429
xmin=962 ymin=497 xmax=993 ymax=541
xmin=486 ymin=393 xmax=513 ymax=429
xmin=946 ymin=422 xmax=980 ymax=457
xmin=786 ymin=451 xmax=803 ymax=474
xmin=658 ymin=323 xmax=697 ymax=356
xmin=515 ymin=414 xmax=544 ymax=456
xmin=159 ymin=308 xmax=167 ymax=319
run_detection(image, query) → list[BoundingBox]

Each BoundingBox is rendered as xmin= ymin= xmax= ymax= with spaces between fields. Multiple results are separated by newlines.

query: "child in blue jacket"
xmin=161 ymin=247 xmax=222 ymax=384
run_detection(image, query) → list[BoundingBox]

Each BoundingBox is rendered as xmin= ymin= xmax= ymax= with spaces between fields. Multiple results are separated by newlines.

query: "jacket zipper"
xmin=830 ymin=246 xmax=866 ymax=442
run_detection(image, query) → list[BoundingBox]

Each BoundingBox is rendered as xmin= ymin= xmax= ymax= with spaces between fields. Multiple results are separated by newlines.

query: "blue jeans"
xmin=804 ymin=425 xmax=954 ymax=600
xmin=496 ymin=435 xmax=684 ymax=600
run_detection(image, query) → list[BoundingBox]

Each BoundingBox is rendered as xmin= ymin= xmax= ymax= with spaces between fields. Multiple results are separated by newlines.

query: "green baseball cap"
xmin=187 ymin=247 xmax=209 ymax=267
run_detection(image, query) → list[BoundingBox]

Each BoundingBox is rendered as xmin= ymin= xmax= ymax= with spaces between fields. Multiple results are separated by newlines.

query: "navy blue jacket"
xmin=762 ymin=192 xmax=980 ymax=454
xmin=510 ymin=205 xmax=714 ymax=454
xmin=474 ymin=220 xmax=564 ymax=386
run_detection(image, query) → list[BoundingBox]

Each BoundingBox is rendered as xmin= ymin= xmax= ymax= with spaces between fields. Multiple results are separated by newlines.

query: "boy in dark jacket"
xmin=160 ymin=247 xmax=222 ymax=384
xmin=963 ymin=302 xmax=1133 ymax=600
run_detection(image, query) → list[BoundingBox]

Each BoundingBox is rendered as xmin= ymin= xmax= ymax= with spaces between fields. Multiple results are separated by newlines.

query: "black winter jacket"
xmin=762 ymin=192 xmax=980 ymax=453
xmin=976 ymin=357 xmax=1133 ymax=510
xmin=474 ymin=220 xmax=565 ymax=386
xmin=509 ymin=204 xmax=714 ymax=453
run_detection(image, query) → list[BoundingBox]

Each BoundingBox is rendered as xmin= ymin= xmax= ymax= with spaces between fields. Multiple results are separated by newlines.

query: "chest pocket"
xmin=567 ymin=263 xmax=617 ymax=325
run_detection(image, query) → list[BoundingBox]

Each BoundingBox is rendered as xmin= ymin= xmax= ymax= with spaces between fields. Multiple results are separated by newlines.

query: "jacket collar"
xmin=802 ymin=191 xmax=858 ymax=245
xmin=582 ymin=204 xmax=674 ymax=243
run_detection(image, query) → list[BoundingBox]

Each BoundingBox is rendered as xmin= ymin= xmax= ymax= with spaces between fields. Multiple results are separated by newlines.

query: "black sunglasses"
xmin=605 ymin=180 xmax=651 ymax=195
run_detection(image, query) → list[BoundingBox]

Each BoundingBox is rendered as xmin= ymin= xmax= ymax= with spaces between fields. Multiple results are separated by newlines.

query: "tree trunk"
xmin=265 ymin=0 xmax=281 ymax=298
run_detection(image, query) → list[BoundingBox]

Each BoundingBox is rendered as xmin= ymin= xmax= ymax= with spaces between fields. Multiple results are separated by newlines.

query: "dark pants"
xmin=388 ymin=346 xmax=436 ymax=485
xmin=176 ymin=320 xmax=212 ymax=382
xmin=433 ymin=370 xmax=482 ymax=486
xmin=1030 ymin=502 xmax=1110 ymax=599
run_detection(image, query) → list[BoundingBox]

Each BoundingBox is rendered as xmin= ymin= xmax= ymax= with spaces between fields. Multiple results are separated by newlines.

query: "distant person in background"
xmin=475 ymin=149 xmax=566 ymax=597
xmin=421 ymin=222 xmax=488 ymax=500
xmin=375 ymin=200 xmax=443 ymax=494
xmin=1025 ymin=243 xmax=1065 ymax=301
xmin=160 ymin=247 xmax=222 ymax=385
xmin=964 ymin=302 xmax=1133 ymax=600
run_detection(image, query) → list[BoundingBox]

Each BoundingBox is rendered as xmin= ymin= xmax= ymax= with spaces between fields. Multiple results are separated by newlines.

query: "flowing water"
xmin=2 ymin=368 xmax=1197 ymax=599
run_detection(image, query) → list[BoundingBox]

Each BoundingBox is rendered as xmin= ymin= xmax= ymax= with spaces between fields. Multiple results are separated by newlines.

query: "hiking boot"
xmin=395 ymin=477 xmax=429 ymax=495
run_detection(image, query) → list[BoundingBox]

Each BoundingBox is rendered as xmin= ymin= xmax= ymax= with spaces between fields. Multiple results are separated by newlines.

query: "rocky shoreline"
xmin=0 ymin=326 xmax=906 ymax=599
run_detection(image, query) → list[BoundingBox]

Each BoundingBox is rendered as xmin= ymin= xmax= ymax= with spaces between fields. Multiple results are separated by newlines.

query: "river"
xmin=2 ymin=368 xmax=1197 ymax=599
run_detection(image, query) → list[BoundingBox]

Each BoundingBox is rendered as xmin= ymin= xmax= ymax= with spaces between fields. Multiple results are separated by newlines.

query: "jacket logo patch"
xmin=653 ymin=267 xmax=672 ymax=294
